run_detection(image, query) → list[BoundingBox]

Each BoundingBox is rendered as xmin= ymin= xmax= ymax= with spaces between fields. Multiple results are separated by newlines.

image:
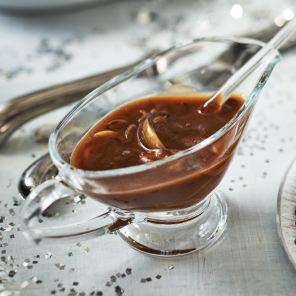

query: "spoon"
xmin=137 ymin=18 xmax=296 ymax=151
xmin=18 ymin=18 xmax=296 ymax=198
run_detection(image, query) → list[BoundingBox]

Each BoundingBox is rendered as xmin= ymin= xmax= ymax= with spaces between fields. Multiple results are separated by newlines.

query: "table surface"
xmin=1 ymin=0 xmax=296 ymax=295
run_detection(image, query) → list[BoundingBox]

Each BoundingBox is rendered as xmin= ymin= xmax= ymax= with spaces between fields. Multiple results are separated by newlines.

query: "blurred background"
xmin=1 ymin=0 xmax=295 ymax=102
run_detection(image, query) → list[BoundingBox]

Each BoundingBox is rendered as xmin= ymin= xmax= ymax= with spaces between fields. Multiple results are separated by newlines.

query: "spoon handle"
xmin=0 ymin=63 xmax=137 ymax=147
xmin=204 ymin=18 xmax=296 ymax=109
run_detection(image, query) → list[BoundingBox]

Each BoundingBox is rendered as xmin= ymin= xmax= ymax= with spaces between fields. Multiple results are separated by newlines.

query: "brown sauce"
xmin=71 ymin=93 xmax=245 ymax=212
xmin=72 ymin=94 xmax=244 ymax=170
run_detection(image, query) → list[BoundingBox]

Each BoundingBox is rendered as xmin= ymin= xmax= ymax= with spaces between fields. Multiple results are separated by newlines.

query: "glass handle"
xmin=20 ymin=179 xmax=135 ymax=245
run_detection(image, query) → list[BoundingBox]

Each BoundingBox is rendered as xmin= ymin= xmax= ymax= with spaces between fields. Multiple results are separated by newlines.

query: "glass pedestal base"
xmin=117 ymin=191 xmax=228 ymax=256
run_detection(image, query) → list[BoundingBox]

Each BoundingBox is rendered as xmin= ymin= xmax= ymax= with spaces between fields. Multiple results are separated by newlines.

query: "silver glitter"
xmin=22 ymin=262 xmax=28 ymax=267
xmin=168 ymin=265 xmax=174 ymax=270
xmin=76 ymin=242 xmax=82 ymax=247
xmin=156 ymin=275 xmax=162 ymax=279
xmin=38 ymin=219 xmax=43 ymax=223
xmin=106 ymin=282 xmax=112 ymax=287
xmin=85 ymin=247 xmax=90 ymax=253
xmin=54 ymin=213 xmax=59 ymax=217
xmin=8 ymin=270 xmax=16 ymax=278
xmin=9 ymin=209 xmax=15 ymax=216
xmin=74 ymin=196 xmax=81 ymax=203
xmin=45 ymin=252 xmax=52 ymax=259
xmin=34 ymin=255 xmax=40 ymax=259
xmin=68 ymin=252 xmax=73 ymax=257
xmin=6 ymin=225 xmax=13 ymax=232
xmin=126 ymin=268 xmax=132 ymax=275
xmin=115 ymin=285 xmax=124 ymax=296
xmin=28 ymin=265 xmax=33 ymax=269
xmin=54 ymin=279 xmax=59 ymax=282
xmin=21 ymin=281 xmax=29 ymax=289
xmin=72 ymin=210 xmax=77 ymax=214
xmin=30 ymin=277 xmax=37 ymax=283
xmin=111 ymin=275 xmax=117 ymax=282
xmin=69 ymin=268 xmax=75 ymax=272
xmin=8 ymin=223 xmax=14 ymax=226
xmin=25 ymin=259 xmax=30 ymax=263
xmin=55 ymin=263 xmax=66 ymax=270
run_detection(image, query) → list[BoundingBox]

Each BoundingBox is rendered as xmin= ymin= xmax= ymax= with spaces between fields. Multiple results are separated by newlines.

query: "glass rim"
xmin=49 ymin=36 xmax=281 ymax=178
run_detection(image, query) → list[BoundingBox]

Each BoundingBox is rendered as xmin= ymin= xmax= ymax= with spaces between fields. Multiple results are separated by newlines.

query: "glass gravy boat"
xmin=20 ymin=37 xmax=280 ymax=256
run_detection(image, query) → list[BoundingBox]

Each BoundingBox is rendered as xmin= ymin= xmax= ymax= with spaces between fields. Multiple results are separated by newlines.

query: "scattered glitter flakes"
xmin=59 ymin=288 xmax=65 ymax=292
xmin=8 ymin=271 xmax=16 ymax=278
xmin=9 ymin=235 xmax=14 ymax=239
xmin=21 ymin=281 xmax=29 ymax=289
xmin=73 ymin=282 xmax=79 ymax=286
xmin=0 ymin=237 xmax=3 ymax=241
xmin=76 ymin=242 xmax=82 ymax=247
xmin=36 ymin=280 xmax=42 ymax=284
xmin=9 ymin=223 xmax=14 ymax=227
xmin=90 ymin=292 xmax=103 ymax=296
xmin=115 ymin=285 xmax=124 ymax=296
xmin=22 ymin=262 xmax=28 ymax=267
xmin=111 ymin=276 xmax=117 ymax=282
xmin=1 ymin=251 xmax=5 ymax=255
xmin=30 ymin=277 xmax=37 ymax=283
xmin=55 ymin=263 xmax=66 ymax=270
xmin=45 ymin=252 xmax=52 ymax=259
xmin=28 ymin=265 xmax=33 ymax=269
xmin=54 ymin=213 xmax=59 ymax=217
xmin=106 ymin=282 xmax=112 ymax=287
xmin=72 ymin=210 xmax=77 ymax=214
xmin=68 ymin=252 xmax=73 ymax=257
xmin=69 ymin=268 xmax=75 ymax=272
xmin=146 ymin=277 xmax=152 ymax=282
xmin=57 ymin=283 xmax=62 ymax=288
xmin=74 ymin=196 xmax=81 ymax=203
xmin=168 ymin=265 xmax=174 ymax=270
xmin=9 ymin=209 xmax=15 ymax=216
xmin=38 ymin=219 xmax=43 ymax=223
xmin=126 ymin=268 xmax=132 ymax=275
xmin=121 ymin=274 xmax=126 ymax=278
xmin=32 ymin=261 xmax=38 ymax=264
xmin=116 ymin=273 xmax=121 ymax=278
xmin=34 ymin=255 xmax=40 ymax=259
xmin=51 ymin=290 xmax=56 ymax=294
xmin=156 ymin=275 xmax=162 ymax=279
xmin=6 ymin=225 xmax=13 ymax=232
xmin=85 ymin=247 xmax=90 ymax=253
xmin=140 ymin=279 xmax=146 ymax=283
xmin=54 ymin=279 xmax=59 ymax=282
